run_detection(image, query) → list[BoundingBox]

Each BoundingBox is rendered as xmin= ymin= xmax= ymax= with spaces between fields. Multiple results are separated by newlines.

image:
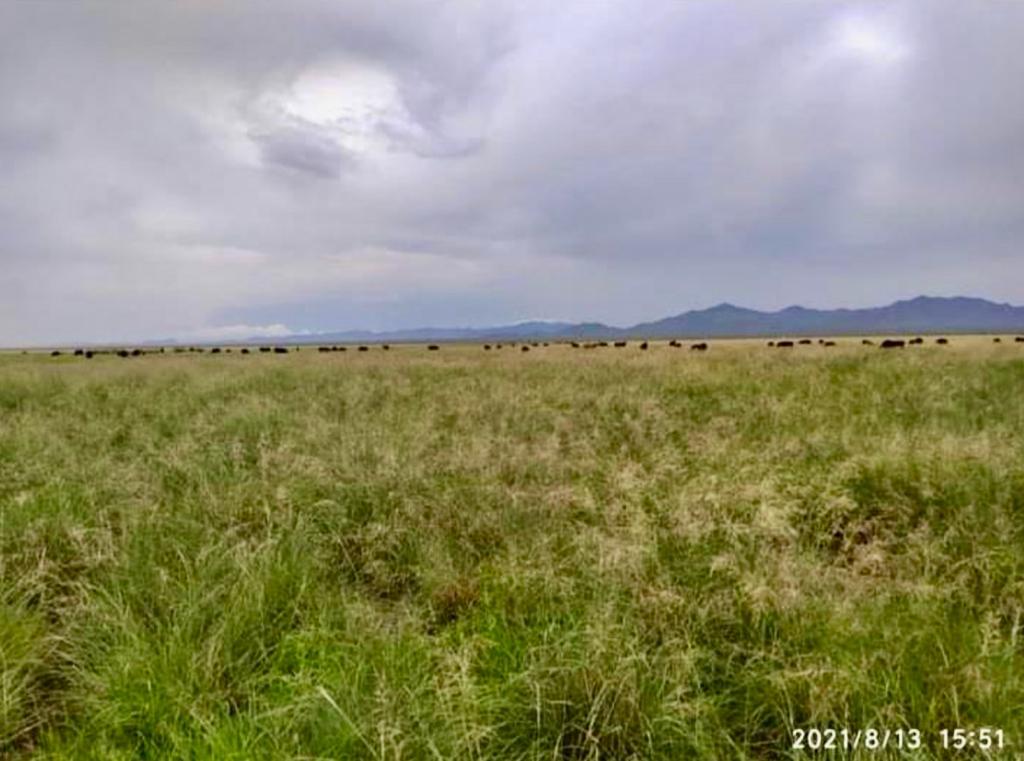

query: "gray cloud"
xmin=1 ymin=0 xmax=1022 ymax=345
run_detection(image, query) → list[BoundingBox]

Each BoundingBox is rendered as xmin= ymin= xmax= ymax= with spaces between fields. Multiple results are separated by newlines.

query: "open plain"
xmin=1 ymin=338 xmax=1023 ymax=758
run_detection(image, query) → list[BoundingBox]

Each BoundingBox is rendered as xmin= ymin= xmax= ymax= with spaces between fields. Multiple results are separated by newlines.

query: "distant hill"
xmin=251 ymin=296 xmax=1024 ymax=344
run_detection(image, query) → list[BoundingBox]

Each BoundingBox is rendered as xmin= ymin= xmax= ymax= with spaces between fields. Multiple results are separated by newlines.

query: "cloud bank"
xmin=1 ymin=1 xmax=1022 ymax=344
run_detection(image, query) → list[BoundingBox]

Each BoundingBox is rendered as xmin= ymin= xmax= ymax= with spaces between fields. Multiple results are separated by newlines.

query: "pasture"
xmin=1 ymin=338 xmax=1023 ymax=758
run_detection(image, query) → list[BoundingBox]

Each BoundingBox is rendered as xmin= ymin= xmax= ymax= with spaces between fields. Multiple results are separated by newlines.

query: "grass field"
xmin=1 ymin=339 xmax=1023 ymax=759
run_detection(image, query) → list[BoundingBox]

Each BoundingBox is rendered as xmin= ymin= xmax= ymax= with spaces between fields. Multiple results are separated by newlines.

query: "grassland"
xmin=1 ymin=339 xmax=1023 ymax=759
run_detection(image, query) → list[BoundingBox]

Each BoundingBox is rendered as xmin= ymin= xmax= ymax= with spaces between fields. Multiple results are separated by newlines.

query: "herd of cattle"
xmin=43 ymin=335 xmax=1024 ymax=359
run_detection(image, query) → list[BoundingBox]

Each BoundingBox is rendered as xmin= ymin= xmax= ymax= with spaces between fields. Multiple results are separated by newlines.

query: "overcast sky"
xmin=2 ymin=1 xmax=1023 ymax=345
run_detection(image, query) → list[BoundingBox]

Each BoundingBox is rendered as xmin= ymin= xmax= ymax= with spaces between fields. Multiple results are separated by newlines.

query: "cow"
xmin=767 ymin=341 xmax=775 ymax=347
xmin=85 ymin=351 xmax=94 ymax=359
xmin=496 ymin=344 xmax=503 ymax=349
xmin=241 ymin=348 xmax=250 ymax=354
xmin=691 ymin=342 xmax=708 ymax=351
xmin=936 ymin=338 xmax=949 ymax=345
xmin=484 ymin=344 xmax=491 ymax=350
xmin=428 ymin=345 xmax=440 ymax=351
xmin=880 ymin=339 xmax=905 ymax=349
xmin=639 ymin=341 xmax=649 ymax=350
xmin=614 ymin=341 xmax=627 ymax=347
xmin=909 ymin=337 xmax=924 ymax=345
xmin=131 ymin=349 xmax=142 ymax=356
xmin=862 ymin=339 xmax=874 ymax=345
xmin=358 ymin=346 xmax=369 ymax=352
xmin=50 ymin=350 xmax=61 ymax=357
xmin=669 ymin=340 xmax=681 ymax=347
xmin=211 ymin=347 xmax=221 ymax=354
xmin=117 ymin=350 xmax=129 ymax=358
xmin=259 ymin=346 xmax=271 ymax=353
xmin=273 ymin=347 xmax=289 ymax=354
xmin=570 ymin=342 xmax=580 ymax=348
xmin=521 ymin=345 xmax=530 ymax=352
xmin=823 ymin=340 xmax=836 ymax=347
xmin=73 ymin=349 xmax=84 ymax=356
xmin=993 ymin=337 xmax=1002 ymax=343
xmin=543 ymin=342 xmax=549 ymax=347
xmin=1016 ymin=337 xmax=1024 ymax=343
xmin=776 ymin=340 xmax=794 ymax=348
xmin=798 ymin=339 xmax=812 ymax=345
xmin=319 ymin=346 xmax=330 ymax=353
xmin=382 ymin=344 xmax=390 ymax=351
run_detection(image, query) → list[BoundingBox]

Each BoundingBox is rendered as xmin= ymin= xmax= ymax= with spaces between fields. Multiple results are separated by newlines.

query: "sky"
xmin=2 ymin=1 xmax=1023 ymax=345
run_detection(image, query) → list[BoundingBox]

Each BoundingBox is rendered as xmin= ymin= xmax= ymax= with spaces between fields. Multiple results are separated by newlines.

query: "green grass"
xmin=1 ymin=342 xmax=1023 ymax=758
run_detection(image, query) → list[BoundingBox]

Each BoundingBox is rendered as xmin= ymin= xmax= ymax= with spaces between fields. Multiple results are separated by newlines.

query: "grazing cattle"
xmin=570 ymin=342 xmax=580 ymax=348
xmin=318 ymin=346 xmax=330 ymax=353
xmin=1015 ymin=337 xmax=1024 ymax=343
xmin=862 ymin=339 xmax=874 ymax=345
xmin=936 ymin=338 xmax=949 ymax=345
xmin=776 ymin=340 xmax=794 ymax=348
xmin=211 ymin=347 xmax=221 ymax=354
xmin=117 ymin=350 xmax=129 ymax=358
xmin=639 ymin=341 xmax=649 ymax=350
xmin=993 ymin=337 xmax=1002 ymax=343
xmin=823 ymin=340 xmax=836 ymax=347
xmin=50 ymin=350 xmax=61 ymax=357
xmin=273 ymin=347 xmax=288 ymax=354
xmin=382 ymin=344 xmax=390 ymax=351
xmin=691 ymin=342 xmax=708 ymax=351
xmin=614 ymin=341 xmax=627 ymax=347
xmin=484 ymin=344 xmax=491 ymax=350
xmin=259 ymin=346 xmax=271 ymax=353
xmin=909 ymin=337 xmax=924 ymax=345
xmin=880 ymin=339 xmax=905 ymax=349
xmin=598 ymin=341 xmax=609 ymax=347
xmin=131 ymin=349 xmax=142 ymax=356
xmin=543 ymin=342 xmax=549 ymax=347
xmin=241 ymin=348 xmax=250 ymax=354
xmin=73 ymin=348 xmax=84 ymax=356
xmin=767 ymin=341 xmax=775 ymax=347
xmin=496 ymin=344 xmax=502 ymax=349
xmin=358 ymin=346 xmax=369 ymax=352
xmin=173 ymin=347 xmax=186 ymax=353
xmin=798 ymin=339 xmax=812 ymax=345
xmin=818 ymin=339 xmax=825 ymax=344
xmin=427 ymin=345 xmax=440 ymax=351
xmin=521 ymin=345 xmax=530 ymax=352
xmin=668 ymin=340 xmax=680 ymax=347
xmin=85 ymin=351 xmax=94 ymax=359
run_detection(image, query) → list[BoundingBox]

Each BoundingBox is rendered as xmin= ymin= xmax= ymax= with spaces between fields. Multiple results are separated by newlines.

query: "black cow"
xmin=259 ymin=346 xmax=271 ymax=353
xmin=880 ymin=339 xmax=905 ymax=349
xmin=427 ymin=345 xmax=440 ymax=351
xmin=241 ymin=348 xmax=250 ymax=354
xmin=570 ymin=342 xmax=580 ymax=348
xmin=521 ymin=345 xmax=530 ymax=352
xmin=993 ymin=337 xmax=1002 ymax=343
xmin=669 ymin=340 xmax=681 ymax=347
xmin=1015 ymin=337 xmax=1024 ymax=343
xmin=382 ymin=344 xmax=390 ymax=351
xmin=909 ymin=337 xmax=924 ymax=345
xmin=211 ymin=347 xmax=221 ymax=354
xmin=85 ymin=350 xmax=94 ymax=359
xmin=273 ymin=347 xmax=288 ymax=354
xmin=798 ymin=339 xmax=812 ymax=345
xmin=484 ymin=344 xmax=491 ymax=350
xmin=117 ymin=350 xmax=129 ymax=358
xmin=50 ymin=350 xmax=61 ymax=357
xmin=776 ymin=340 xmax=794 ymax=348
xmin=691 ymin=342 xmax=708 ymax=351
xmin=131 ymin=349 xmax=142 ymax=356
xmin=936 ymin=338 xmax=949 ymax=345
xmin=614 ymin=341 xmax=627 ymax=347
xmin=318 ymin=346 xmax=330 ymax=353
xmin=639 ymin=341 xmax=649 ymax=350
xmin=823 ymin=340 xmax=836 ymax=347
xmin=73 ymin=348 xmax=84 ymax=356
xmin=862 ymin=339 xmax=874 ymax=345
xmin=358 ymin=346 xmax=369 ymax=352
xmin=767 ymin=341 xmax=775 ymax=347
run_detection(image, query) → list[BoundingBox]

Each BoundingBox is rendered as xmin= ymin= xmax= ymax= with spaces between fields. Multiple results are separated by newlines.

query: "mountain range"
xmin=252 ymin=296 xmax=1024 ymax=344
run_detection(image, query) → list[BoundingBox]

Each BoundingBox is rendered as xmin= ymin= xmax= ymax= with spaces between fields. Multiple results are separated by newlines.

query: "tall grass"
xmin=0 ymin=342 xmax=1022 ymax=758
